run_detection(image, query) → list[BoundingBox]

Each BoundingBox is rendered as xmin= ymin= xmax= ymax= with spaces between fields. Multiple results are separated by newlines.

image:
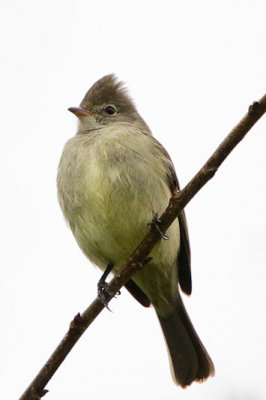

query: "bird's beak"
xmin=68 ymin=107 xmax=93 ymax=118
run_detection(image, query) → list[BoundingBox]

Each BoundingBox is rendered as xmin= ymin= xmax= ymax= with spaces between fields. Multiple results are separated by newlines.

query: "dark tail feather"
xmin=156 ymin=295 xmax=214 ymax=388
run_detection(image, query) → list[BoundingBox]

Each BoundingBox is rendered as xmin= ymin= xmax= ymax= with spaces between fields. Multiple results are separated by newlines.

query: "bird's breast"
xmin=57 ymin=126 xmax=179 ymax=269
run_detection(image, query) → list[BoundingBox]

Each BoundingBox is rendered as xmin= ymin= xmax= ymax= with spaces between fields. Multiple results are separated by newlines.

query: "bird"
xmin=57 ymin=74 xmax=214 ymax=387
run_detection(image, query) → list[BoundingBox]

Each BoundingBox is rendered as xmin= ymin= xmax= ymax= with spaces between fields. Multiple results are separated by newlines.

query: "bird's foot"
xmin=97 ymin=263 xmax=120 ymax=311
xmin=148 ymin=214 xmax=169 ymax=240
xmin=97 ymin=281 xmax=112 ymax=311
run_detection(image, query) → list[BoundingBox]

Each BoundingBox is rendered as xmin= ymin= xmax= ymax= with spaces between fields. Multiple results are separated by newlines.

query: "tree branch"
xmin=19 ymin=95 xmax=266 ymax=400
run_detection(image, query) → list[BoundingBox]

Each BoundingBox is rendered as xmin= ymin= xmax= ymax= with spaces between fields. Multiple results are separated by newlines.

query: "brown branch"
xmin=19 ymin=95 xmax=266 ymax=400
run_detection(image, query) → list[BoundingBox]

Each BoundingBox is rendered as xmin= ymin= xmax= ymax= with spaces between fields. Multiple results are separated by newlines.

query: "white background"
xmin=1 ymin=1 xmax=266 ymax=399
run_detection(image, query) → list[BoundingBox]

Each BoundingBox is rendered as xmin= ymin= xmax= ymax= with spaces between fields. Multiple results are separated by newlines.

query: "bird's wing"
xmin=124 ymin=279 xmax=151 ymax=307
xmin=176 ymin=206 xmax=192 ymax=294
xmin=151 ymin=136 xmax=192 ymax=295
xmin=125 ymin=135 xmax=192 ymax=307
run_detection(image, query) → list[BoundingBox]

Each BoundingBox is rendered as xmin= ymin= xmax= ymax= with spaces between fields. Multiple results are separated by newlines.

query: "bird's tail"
xmin=156 ymin=294 xmax=214 ymax=388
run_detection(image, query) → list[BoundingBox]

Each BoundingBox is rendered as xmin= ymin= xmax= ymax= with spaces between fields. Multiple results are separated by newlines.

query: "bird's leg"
xmin=97 ymin=263 xmax=120 ymax=311
xmin=148 ymin=214 xmax=169 ymax=240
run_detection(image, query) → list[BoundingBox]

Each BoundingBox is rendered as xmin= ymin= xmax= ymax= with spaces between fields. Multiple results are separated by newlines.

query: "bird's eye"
xmin=104 ymin=106 xmax=116 ymax=115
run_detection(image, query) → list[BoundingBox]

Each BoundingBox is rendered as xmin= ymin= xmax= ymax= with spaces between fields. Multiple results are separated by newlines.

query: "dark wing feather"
xmin=150 ymin=137 xmax=192 ymax=295
xmin=125 ymin=135 xmax=192 ymax=308
xmin=124 ymin=279 xmax=151 ymax=307
xmin=177 ymin=208 xmax=192 ymax=294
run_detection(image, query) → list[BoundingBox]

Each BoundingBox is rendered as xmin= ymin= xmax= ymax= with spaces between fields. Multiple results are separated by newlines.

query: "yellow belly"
xmin=57 ymin=126 xmax=180 ymax=310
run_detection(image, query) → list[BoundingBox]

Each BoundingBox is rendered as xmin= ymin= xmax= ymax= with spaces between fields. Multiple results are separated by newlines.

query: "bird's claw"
xmin=97 ymin=281 xmax=112 ymax=311
xmin=148 ymin=215 xmax=169 ymax=240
